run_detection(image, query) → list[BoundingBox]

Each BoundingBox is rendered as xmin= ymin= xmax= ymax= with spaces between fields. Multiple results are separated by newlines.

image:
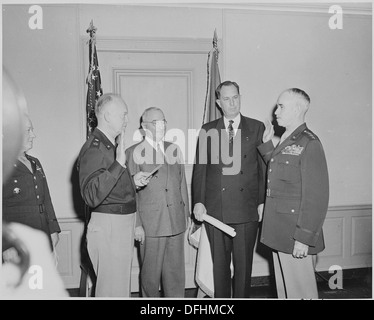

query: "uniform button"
xmin=13 ymin=164 xmax=17 ymax=167
xmin=267 ymin=179 xmax=270 ymax=183
xmin=222 ymin=188 xmax=225 ymax=191
xmin=35 ymin=185 xmax=38 ymax=189
xmin=34 ymin=176 xmax=36 ymax=180
xmin=14 ymin=180 xmax=18 ymax=183
xmin=36 ymin=195 xmax=40 ymax=199
xmin=271 ymin=158 xmax=274 ymax=162
xmin=165 ymin=189 xmax=168 ymax=192
xmin=240 ymin=171 xmax=243 ymax=174
xmin=244 ymin=155 xmax=247 ymax=158
xmin=269 ymin=169 xmax=272 ymax=173
xmin=240 ymin=188 xmax=244 ymax=191
xmin=286 ymin=161 xmax=289 ymax=164
xmin=291 ymin=209 xmax=295 ymax=213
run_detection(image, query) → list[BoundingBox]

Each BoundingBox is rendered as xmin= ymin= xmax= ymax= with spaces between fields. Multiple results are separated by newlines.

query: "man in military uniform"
xmin=77 ymin=93 xmax=149 ymax=297
xmin=258 ymin=88 xmax=329 ymax=299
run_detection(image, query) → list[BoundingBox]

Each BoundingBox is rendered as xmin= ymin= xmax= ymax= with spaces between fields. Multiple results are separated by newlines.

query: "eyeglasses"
xmin=143 ymin=120 xmax=167 ymax=126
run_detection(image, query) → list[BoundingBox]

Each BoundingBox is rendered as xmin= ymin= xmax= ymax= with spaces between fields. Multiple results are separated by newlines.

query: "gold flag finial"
xmin=86 ymin=19 xmax=97 ymax=35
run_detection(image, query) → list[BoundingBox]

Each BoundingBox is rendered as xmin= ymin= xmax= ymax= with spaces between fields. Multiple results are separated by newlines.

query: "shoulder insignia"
xmin=303 ymin=129 xmax=318 ymax=140
xmin=91 ymin=137 xmax=100 ymax=148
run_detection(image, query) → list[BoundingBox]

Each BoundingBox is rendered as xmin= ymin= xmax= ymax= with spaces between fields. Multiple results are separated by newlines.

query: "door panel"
xmin=83 ymin=37 xmax=211 ymax=291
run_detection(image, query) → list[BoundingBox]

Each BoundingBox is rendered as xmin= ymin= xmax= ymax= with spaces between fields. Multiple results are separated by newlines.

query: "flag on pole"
xmin=81 ymin=20 xmax=102 ymax=296
xmin=202 ymin=29 xmax=222 ymax=125
xmin=190 ymin=30 xmax=224 ymax=298
xmin=86 ymin=20 xmax=103 ymax=137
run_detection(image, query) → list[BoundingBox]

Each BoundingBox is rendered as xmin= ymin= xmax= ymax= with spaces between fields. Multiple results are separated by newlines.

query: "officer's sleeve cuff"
xmin=108 ymin=161 xmax=127 ymax=178
xmin=257 ymin=140 xmax=274 ymax=158
xmin=294 ymin=226 xmax=320 ymax=247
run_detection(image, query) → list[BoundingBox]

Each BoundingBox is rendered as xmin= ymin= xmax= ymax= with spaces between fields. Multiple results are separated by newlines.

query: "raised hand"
xmin=263 ymin=120 xmax=275 ymax=143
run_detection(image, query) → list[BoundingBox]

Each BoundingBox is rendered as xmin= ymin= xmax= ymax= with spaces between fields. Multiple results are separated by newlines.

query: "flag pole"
xmin=202 ymin=29 xmax=221 ymax=126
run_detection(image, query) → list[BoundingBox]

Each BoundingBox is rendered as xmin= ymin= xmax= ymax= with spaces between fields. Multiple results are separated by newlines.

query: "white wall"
xmin=3 ymin=5 xmax=85 ymax=219
xmin=223 ymin=6 xmax=372 ymax=207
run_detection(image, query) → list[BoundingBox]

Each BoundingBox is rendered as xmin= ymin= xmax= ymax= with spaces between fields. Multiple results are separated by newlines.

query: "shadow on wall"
xmin=271 ymin=104 xmax=285 ymax=139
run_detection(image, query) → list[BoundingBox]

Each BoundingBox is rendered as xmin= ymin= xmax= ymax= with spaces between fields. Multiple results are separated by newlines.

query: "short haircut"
xmin=215 ymin=81 xmax=240 ymax=99
xmin=141 ymin=107 xmax=164 ymax=122
xmin=284 ymin=88 xmax=311 ymax=107
xmin=95 ymin=93 xmax=121 ymax=116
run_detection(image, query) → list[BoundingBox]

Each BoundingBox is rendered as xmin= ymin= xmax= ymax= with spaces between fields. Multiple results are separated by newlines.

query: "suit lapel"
xmin=239 ymin=114 xmax=254 ymax=145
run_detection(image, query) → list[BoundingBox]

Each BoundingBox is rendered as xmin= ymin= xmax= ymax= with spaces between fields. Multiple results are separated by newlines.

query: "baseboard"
xmin=251 ymin=267 xmax=372 ymax=287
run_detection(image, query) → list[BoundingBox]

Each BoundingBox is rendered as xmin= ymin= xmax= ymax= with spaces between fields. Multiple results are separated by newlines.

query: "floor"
xmin=68 ymin=267 xmax=372 ymax=299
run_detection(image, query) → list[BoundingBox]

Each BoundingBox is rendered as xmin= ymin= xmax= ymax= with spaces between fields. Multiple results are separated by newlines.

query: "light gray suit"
xmin=126 ymin=139 xmax=189 ymax=297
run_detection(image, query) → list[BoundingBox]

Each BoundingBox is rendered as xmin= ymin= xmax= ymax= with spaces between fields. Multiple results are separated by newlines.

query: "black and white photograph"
xmin=1 ymin=0 xmax=372 ymax=304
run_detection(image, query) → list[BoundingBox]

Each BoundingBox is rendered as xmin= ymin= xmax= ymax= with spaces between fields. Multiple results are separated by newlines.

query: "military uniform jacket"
xmin=257 ymin=123 xmax=329 ymax=254
xmin=126 ymin=140 xmax=189 ymax=237
xmin=2 ymin=155 xmax=61 ymax=237
xmin=192 ymin=114 xmax=266 ymax=224
xmin=77 ymin=128 xmax=136 ymax=214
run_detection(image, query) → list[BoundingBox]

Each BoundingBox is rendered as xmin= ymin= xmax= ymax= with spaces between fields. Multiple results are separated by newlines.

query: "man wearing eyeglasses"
xmin=126 ymin=107 xmax=190 ymax=297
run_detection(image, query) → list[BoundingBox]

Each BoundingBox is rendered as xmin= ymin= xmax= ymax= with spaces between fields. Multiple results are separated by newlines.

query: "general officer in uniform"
xmin=258 ymin=88 xmax=329 ymax=299
xmin=126 ymin=107 xmax=190 ymax=297
xmin=77 ymin=93 xmax=149 ymax=297
xmin=3 ymin=114 xmax=60 ymax=251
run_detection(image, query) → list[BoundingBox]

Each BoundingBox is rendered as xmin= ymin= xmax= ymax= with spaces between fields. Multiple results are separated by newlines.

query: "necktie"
xmin=228 ymin=120 xmax=234 ymax=143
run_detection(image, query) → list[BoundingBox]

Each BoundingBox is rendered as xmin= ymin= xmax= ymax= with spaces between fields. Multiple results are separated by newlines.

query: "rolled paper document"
xmin=202 ymin=214 xmax=236 ymax=237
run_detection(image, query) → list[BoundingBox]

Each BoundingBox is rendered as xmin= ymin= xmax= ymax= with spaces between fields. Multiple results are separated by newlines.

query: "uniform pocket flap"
xmin=276 ymin=199 xmax=300 ymax=214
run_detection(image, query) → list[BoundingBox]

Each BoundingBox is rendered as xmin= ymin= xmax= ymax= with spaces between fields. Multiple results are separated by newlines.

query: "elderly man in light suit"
xmin=126 ymin=107 xmax=190 ymax=297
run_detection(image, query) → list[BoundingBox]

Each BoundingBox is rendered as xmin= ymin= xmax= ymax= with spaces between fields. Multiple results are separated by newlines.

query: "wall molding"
xmin=84 ymin=36 xmax=223 ymax=54
xmin=147 ymin=3 xmax=372 ymax=16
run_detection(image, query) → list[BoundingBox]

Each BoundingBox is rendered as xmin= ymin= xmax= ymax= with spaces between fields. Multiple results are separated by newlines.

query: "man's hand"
xmin=134 ymin=226 xmax=145 ymax=245
xmin=263 ymin=120 xmax=275 ymax=143
xmin=193 ymin=203 xmax=206 ymax=222
xmin=116 ymin=130 xmax=127 ymax=167
xmin=51 ymin=232 xmax=59 ymax=248
xmin=257 ymin=204 xmax=264 ymax=222
xmin=292 ymin=240 xmax=309 ymax=259
xmin=134 ymin=171 xmax=151 ymax=188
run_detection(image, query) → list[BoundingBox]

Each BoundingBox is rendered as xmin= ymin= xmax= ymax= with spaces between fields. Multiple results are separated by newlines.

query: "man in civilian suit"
xmin=192 ymin=81 xmax=266 ymax=298
xmin=126 ymin=107 xmax=190 ymax=297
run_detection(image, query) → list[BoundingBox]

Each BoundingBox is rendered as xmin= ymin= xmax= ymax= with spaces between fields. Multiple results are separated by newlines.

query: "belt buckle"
xmin=266 ymin=189 xmax=271 ymax=197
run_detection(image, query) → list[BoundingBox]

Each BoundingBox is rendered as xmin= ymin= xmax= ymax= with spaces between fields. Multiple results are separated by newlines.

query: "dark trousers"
xmin=205 ymin=221 xmax=259 ymax=298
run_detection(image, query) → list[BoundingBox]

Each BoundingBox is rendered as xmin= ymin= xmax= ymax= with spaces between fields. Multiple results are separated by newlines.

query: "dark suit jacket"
xmin=192 ymin=114 xmax=266 ymax=224
xmin=126 ymin=140 xmax=190 ymax=237
xmin=257 ymin=123 xmax=329 ymax=254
